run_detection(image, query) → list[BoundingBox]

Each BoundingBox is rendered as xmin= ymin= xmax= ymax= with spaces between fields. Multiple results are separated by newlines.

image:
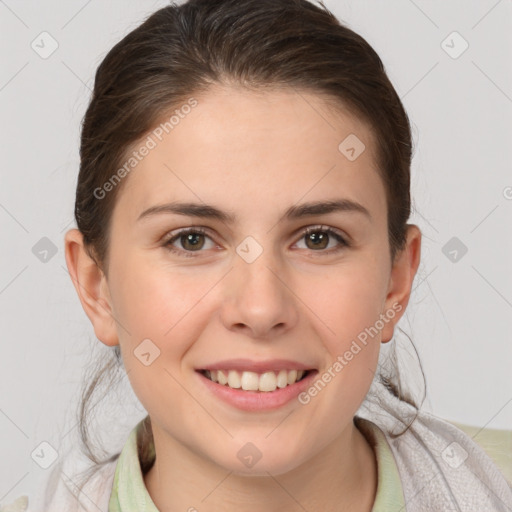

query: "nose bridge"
xmin=236 ymin=237 xmax=285 ymax=304
xmin=221 ymin=236 xmax=297 ymax=336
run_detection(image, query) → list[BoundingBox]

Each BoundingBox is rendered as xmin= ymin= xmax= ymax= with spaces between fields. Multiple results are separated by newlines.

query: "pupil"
xmin=308 ymin=232 xmax=327 ymax=249
xmin=183 ymin=233 xmax=203 ymax=250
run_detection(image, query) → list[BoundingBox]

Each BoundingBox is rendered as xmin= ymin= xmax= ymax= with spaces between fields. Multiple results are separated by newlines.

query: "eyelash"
xmin=162 ymin=225 xmax=350 ymax=258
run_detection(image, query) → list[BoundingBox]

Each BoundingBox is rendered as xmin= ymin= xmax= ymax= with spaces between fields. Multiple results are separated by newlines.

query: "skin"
xmin=65 ymin=85 xmax=421 ymax=512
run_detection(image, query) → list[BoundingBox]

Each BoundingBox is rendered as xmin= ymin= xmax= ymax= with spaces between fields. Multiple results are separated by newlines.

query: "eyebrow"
xmin=137 ymin=198 xmax=371 ymax=224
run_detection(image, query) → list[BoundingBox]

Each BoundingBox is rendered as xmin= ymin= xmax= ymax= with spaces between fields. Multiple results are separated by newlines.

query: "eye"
xmin=294 ymin=225 xmax=349 ymax=255
xmin=162 ymin=225 xmax=349 ymax=258
xmin=163 ymin=227 xmax=217 ymax=258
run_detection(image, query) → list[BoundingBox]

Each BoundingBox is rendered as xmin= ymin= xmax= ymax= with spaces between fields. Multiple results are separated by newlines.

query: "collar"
xmin=108 ymin=417 xmax=405 ymax=511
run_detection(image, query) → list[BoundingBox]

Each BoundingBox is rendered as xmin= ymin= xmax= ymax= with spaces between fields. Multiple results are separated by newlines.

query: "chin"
xmin=207 ymin=442 xmax=308 ymax=477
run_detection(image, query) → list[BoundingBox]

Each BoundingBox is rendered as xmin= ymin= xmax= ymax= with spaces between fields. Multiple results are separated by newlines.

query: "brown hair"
xmin=71 ymin=0 xmax=425 ymax=494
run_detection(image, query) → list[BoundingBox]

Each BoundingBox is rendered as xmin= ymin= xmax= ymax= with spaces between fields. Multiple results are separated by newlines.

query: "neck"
xmin=144 ymin=421 xmax=377 ymax=512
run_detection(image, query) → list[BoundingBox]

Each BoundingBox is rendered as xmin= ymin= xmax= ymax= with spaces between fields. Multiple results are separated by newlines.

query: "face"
xmin=67 ymin=85 xmax=420 ymax=476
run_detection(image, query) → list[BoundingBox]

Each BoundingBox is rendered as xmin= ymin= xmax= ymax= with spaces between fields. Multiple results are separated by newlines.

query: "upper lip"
xmin=197 ymin=358 xmax=315 ymax=373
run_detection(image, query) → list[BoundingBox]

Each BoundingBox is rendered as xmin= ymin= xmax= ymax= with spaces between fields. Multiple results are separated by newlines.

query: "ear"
xmin=381 ymin=224 xmax=422 ymax=343
xmin=64 ymin=228 xmax=119 ymax=347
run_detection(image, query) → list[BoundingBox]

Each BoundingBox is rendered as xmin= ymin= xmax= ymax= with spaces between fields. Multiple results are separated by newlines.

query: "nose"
xmin=219 ymin=246 xmax=299 ymax=340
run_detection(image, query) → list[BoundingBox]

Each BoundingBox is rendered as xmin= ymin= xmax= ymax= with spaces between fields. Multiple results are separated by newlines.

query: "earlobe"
xmin=63 ymin=228 xmax=119 ymax=347
xmin=381 ymin=224 xmax=422 ymax=343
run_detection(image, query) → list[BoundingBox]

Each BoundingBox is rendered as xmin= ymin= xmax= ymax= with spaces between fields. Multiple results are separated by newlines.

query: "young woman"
xmin=3 ymin=0 xmax=510 ymax=511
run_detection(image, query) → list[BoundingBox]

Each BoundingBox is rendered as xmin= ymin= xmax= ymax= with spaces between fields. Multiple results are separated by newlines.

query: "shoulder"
xmin=447 ymin=419 xmax=512 ymax=487
xmin=0 ymin=496 xmax=28 ymax=512
xmin=0 ymin=457 xmax=118 ymax=512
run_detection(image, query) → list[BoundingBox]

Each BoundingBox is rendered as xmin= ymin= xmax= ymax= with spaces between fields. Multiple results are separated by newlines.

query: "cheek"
xmin=303 ymin=259 xmax=388 ymax=349
xmin=295 ymin=257 xmax=387 ymax=410
xmin=109 ymin=256 xmax=222 ymax=408
xmin=111 ymin=261 xmax=212 ymax=418
xmin=110 ymin=253 xmax=212 ymax=340
xmin=295 ymin=267 xmax=385 ymax=429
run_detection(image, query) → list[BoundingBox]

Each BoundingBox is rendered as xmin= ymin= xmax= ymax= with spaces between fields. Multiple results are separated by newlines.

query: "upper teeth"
xmin=205 ymin=369 xmax=306 ymax=392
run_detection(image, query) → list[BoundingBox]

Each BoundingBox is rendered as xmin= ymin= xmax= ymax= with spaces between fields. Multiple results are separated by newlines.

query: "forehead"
xmin=114 ymin=85 xmax=385 ymax=224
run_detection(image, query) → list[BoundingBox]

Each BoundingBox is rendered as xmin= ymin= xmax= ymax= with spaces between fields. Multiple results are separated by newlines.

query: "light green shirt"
xmin=106 ymin=417 xmax=511 ymax=511
xmin=1 ymin=416 xmax=510 ymax=511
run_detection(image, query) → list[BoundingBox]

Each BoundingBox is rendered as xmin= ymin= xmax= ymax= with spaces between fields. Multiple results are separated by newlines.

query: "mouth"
xmin=198 ymin=368 xmax=312 ymax=393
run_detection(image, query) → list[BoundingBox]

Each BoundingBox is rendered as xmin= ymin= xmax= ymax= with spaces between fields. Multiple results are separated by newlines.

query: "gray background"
xmin=1 ymin=0 xmax=511 ymax=503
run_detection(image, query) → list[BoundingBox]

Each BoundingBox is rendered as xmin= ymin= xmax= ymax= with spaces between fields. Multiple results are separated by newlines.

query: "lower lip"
xmin=196 ymin=370 xmax=318 ymax=411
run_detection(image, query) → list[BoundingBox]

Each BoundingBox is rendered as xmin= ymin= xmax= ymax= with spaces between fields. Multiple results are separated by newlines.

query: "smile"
xmin=200 ymin=369 xmax=310 ymax=392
